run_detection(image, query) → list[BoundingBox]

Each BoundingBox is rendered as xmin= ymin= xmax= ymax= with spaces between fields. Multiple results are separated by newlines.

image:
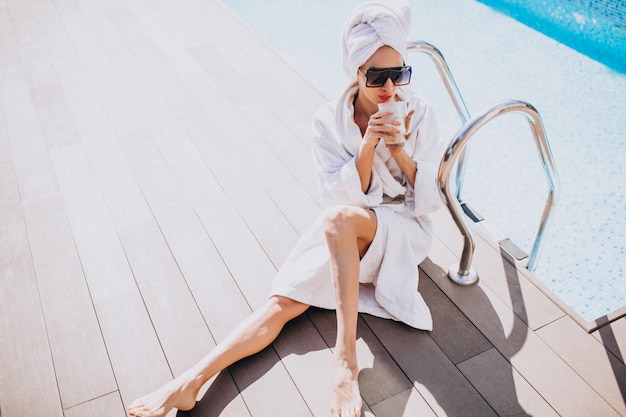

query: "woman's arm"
xmin=312 ymin=109 xmax=384 ymax=208
xmin=355 ymin=139 xmax=376 ymax=193
xmin=389 ymin=146 xmax=417 ymax=188
xmin=357 ymin=110 xmax=404 ymax=192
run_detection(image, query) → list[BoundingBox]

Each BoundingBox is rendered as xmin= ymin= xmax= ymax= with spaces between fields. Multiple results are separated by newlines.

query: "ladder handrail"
xmin=438 ymin=100 xmax=561 ymax=284
xmin=407 ymin=41 xmax=471 ymax=199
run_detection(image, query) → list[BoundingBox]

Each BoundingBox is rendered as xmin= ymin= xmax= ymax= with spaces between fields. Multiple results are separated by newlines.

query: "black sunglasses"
xmin=359 ymin=66 xmax=412 ymax=87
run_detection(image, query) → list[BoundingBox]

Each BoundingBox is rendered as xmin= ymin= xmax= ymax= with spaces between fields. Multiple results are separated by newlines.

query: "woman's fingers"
xmin=367 ymin=125 xmax=401 ymax=142
xmin=370 ymin=111 xmax=400 ymax=126
xmin=404 ymin=109 xmax=415 ymax=140
xmin=405 ymin=109 xmax=415 ymax=130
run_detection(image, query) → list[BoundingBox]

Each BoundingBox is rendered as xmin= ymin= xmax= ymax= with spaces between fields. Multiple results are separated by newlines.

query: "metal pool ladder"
xmin=408 ymin=41 xmax=561 ymax=286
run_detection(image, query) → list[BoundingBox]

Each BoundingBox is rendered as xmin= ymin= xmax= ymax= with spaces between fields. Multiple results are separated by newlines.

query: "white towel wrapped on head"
xmin=342 ymin=0 xmax=411 ymax=81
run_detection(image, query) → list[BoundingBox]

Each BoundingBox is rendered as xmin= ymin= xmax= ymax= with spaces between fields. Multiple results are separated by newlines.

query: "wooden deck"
xmin=0 ymin=0 xmax=624 ymax=416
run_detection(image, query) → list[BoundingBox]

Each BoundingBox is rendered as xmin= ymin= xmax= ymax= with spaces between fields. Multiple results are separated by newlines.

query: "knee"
xmin=268 ymin=295 xmax=307 ymax=319
xmin=323 ymin=206 xmax=357 ymax=241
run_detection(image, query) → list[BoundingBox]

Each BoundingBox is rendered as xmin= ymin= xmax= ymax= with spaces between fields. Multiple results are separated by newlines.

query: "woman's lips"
xmin=378 ymin=95 xmax=392 ymax=102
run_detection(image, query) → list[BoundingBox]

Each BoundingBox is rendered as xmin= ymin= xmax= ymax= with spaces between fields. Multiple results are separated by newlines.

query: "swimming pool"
xmin=223 ymin=0 xmax=626 ymax=322
xmin=478 ymin=0 xmax=626 ymax=73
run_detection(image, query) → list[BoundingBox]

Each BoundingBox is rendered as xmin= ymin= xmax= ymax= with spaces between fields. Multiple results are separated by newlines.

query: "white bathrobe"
xmin=271 ymin=84 xmax=444 ymax=330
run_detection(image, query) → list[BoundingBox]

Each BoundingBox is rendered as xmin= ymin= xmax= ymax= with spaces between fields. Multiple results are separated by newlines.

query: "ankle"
xmin=333 ymin=350 xmax=357 ymax=372
xmin=175 ymin=370 xmax=205 ymax=394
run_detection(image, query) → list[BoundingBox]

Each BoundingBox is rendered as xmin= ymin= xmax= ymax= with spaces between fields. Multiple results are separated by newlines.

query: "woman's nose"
xmin=381 ymin=77 xmax=395 ymax=91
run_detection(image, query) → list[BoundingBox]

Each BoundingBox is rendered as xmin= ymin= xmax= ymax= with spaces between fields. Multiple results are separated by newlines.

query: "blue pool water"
xmin=478 ymin=0 xmax=626 ymax=73
xmin=223 ymin=0 xmax=626 ymax=322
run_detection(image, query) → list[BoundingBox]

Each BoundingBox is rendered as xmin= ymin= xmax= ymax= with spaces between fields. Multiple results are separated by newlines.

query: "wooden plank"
xmin=193 ymin=197 xmax=281 ymax=305
xmin=39 ymin=3 xmax=154 ymax=232
xmin=48 ymin=3 xmax=153 ymax=230
xmin=241 ymin=102 xmax=321 ymax=206
xmin=192 ymin=84 xmax=307 ymax=209
xmin=0 ymin=58 xmax=58 ymax=201
xmin=60 ymin=11 xmax=146 ymax=136
xmin=176 ymin=0 xmax=258 ymax=77
xmin=135 ymin=112 xmax=287 ymax=285
xmin=49 ymin=144 xmax=138 ymax=303
xmin=55 ymin=7 xmax=181 ymax=235
xmin=119 ymin=221 xmax=216 ymax=376
xmin=50 ymin=0 xmax=79 ymax=16
xmin=266 ymin=181 xmax=322 ymax=238
xmin=188 ymin=370 xmax=252 ymax=417
xmin=30 ymin=84 xmax=82 ymax=149
xmin=40 ymin=20 xmax=122 ymax=145
xmin=22 ymin=193 xmax=117 ymax=408
xmin=29 ymin=0 xmax=66 ymax=36
xmin=76 ymin=0 xmax=172 ymax=129
xmin=457 ymin=348 xmax=559 ymax=417
xmin=63 ymin=392 xmax=126 ymax=417
xmin=193 ymin=0 xmax=313 ymax=98
xmin=0 ymin=160 xmax=30 ymax=263
xmin=211 ymin=184 xmax=301 ymax=270
xmin=536 ymin=316 xmax=626 ymax=415
xmin=431 ymin=209 xmax=565 ymax=331
xmin=137 ymin=114 xmax=225 ymax=210
xmin=108 ymin=7 xmax=206 ymax=122
xmin=5 ymin=0 xmax=32 ymax=28
xmin=150 ymin=45 xmax=219 ymax=115
xmin=370 ymin=388 xmax=437 ymax=417
xmin=41 ymin=34 xmax=105 ymax=135
xmin=595 ymin=317 xmax=626 ymax=364
xmin=308 ymin=309 xmax=417 ymax=410
xmin=425 ymin=237 xmax=620 ymax=417
xmin=9 ymin=0 xmax=57 ymax=87
xmin=42 ymin=6 xmax=155 ymax=231
xmin=0 ymin=2 xmax=22 ymax=72
xmin=13 ymin=6 xmax=81 ymax=149
xmin=116 ymin=128 xmax=252 ymax=341
xmin=181 ymin=114 xmax=302 ymax=270
xmin=229 ymin=347 xmax=314 ymax=417
xmin=0 ymin=255 xmax=63 ymax=417
xmin=94 ymin=292 xmax=174 ymax=414
xmin=79 ymin=129 xmax=155 ymax=232
xmin=77 ymin=4 xmax=279 ymax=279
xmin=272 ymin=313 xmax=334 ymax=417
xmin=0 ymin=99 xmax=10 ymax=163
xmin=190 ymin=46 xmax=257 ymax=118
xmin=361 ymin=313 xmax=498 ymax=417
xmin=124 ymin=0 xmax=205 ymax=53
xmin=419 ymin=273 xmax=493 ymax=365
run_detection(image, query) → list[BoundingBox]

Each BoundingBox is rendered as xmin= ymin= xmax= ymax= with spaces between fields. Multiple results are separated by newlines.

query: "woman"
xmin=127 ymin=1 xmax=444 ymax=416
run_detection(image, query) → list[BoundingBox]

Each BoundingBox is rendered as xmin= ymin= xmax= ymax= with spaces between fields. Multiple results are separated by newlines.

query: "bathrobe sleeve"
xmin=403 ymin=93 xmax=446 ymax=217
xmin=311 ymin=102 xmax=385 ymax=208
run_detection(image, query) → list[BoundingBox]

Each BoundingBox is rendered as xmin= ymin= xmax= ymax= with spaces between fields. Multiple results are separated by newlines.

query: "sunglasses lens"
xmin=365 ymin=67 xmax=412 ymax=87
xmin=366 ymin=70 xmax=389 ymax=87
xmin=391 ymin=67 xmax=412 ymax=86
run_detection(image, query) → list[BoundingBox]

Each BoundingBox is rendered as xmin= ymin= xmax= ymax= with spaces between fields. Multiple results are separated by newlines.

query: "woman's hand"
xmin=362 ymin=111 xmax=402 ymax=148
xmin=356 ymin=108 xmax=416 ymax=191
xmin=356 ymin=110 xmax=399 ymax=192
xmin=387 ymin=109 xmax=415 ymax=156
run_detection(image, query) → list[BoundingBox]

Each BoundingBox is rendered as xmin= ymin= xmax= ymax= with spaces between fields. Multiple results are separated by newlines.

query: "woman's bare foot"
xmin=127 ymin=374 xmax=200 ymax=417
xmin=330 ymin=355 xmax=362 ymax=417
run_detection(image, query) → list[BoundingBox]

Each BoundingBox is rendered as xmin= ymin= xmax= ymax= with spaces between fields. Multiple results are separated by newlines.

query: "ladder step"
xmin=499 ymin=238 xmax=529 ymax=261
xmin=461 ymin=201 xmax=484 ymax=223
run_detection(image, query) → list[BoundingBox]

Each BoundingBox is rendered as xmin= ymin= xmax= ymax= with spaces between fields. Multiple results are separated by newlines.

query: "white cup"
xmin=377 ymin=101 xmax=408 ymax=146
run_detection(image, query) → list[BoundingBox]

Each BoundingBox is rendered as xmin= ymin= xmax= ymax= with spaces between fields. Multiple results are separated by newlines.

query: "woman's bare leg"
xmin=127 ymin=296 xmax=309 ymax=417
xmin=324 ymin=206 xmax=377 ymax=417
